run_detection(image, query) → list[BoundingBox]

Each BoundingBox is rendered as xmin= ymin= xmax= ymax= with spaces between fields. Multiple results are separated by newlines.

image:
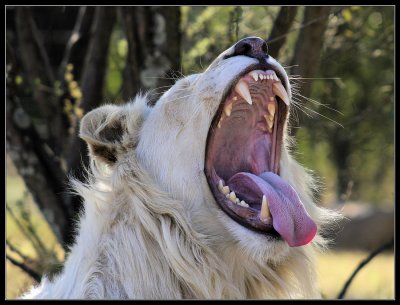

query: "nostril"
xmin=261 ymin=41 xmax=268 ymax=54
xmin=235 ymin=42 xmax=252 ymax=56
xmin=228 ymin=37 xmax=269 ymax=60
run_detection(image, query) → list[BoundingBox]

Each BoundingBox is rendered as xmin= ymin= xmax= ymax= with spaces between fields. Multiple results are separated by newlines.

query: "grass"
xmin=5 ymin=159 xmax=395 ymax=299
xmin=317 ymin=250 xmax=394 ymax=299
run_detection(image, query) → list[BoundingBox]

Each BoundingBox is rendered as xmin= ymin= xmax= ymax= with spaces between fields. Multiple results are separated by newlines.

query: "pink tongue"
xmin=227 ymin=172 xmax=317 ymax=247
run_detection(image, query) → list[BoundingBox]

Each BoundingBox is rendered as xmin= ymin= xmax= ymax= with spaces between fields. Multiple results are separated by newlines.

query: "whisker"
xmin=291 ymin=97 xmax=343 ymax=128
xmin=294 ymin=92 xmax=344 ymax=115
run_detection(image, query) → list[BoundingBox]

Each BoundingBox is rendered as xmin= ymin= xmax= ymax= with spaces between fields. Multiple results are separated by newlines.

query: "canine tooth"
xmin=272 ymin=82 xmax=290 ymax=105
xmin=260 ymin=195 xmax=270 ymax=222
xmin=222 ymin=186 xmax=230 ymax=194
xmin=224 ymin=103 xmax=233 ymax=117
xmin=228 ymin=191 xmax=237 ymax=203
xmin=250 ymin=71 xmax=259 ymax=82
xmin=235 ymin=79 xmax=253 ymax=105
xmin=268 ymin=104 xmax=276 ymax=117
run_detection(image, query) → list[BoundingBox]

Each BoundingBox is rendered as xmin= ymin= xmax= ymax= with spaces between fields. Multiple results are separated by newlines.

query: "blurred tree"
xmin=6 ymin=6 xmax=181 ymax=249
xmin=294 ymin=6 xmax=394 ymax=204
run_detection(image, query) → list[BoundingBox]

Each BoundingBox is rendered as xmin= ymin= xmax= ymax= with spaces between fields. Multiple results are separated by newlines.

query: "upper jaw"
xmin=204 ymin=64 xmax=290 ymax=234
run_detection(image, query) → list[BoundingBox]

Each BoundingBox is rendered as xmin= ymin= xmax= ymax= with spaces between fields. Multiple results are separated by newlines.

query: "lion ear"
xmin=79 ymin=105 xmax=127 ymax=166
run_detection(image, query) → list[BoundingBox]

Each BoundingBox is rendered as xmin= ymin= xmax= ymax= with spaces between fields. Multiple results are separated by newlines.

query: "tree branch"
xmin=6 ymin=254 xmax=42 ymax=283
xmin=57 ymin=6 xmax=88 ymax=80
xmin=65 ymin=7 xmax=116 ymax=217
xmin=337 ymin=238 xmax=394 ymax=299
xmin=267 ymin=6 xmax=298 ymax=59
xmin=289 ymin=6 xmax=332 ymax=136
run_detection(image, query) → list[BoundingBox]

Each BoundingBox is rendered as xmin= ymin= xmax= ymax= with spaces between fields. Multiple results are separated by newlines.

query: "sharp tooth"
xmin=235 ymin=80 xmax=253 ymax=105
xmin=224 ymin=103 xmax=233 ymax=117
xmin=264 ymin=114 xmax=274 ymax=131
xmin=272 ymin=72 xmax=279 ymax=81
xmin=221 ymin=186 xmax=230 ymax=194
xmin=218 ymin=180 xmax=224 ymax=191
xmin=240 ymin=200 xmax=249 ymax=207
xmin=267 ymin=74 xmax=272 ymax=80
xmin=218 ymin=116 xmax=223 ymax=128
xmin=260 ymin=195 xmax=270 ymax=223
xmin=268 ymin=103 xmax=276 ymax=117
xmin=249 ymin=71 xmax=259 ymax=82
xmin=272 ymin=82 xmax=290 ymax=105
xmin=228 ymin=191 xmax=237 ymax=203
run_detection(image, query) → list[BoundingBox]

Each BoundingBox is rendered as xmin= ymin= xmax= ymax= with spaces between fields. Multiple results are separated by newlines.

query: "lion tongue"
xmin=227 ymin=172 xmax=317 ymax=247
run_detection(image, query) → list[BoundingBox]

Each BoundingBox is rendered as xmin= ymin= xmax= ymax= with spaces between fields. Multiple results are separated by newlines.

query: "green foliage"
xmin=295 ymin=6 xmax=394 ymax=205
xmin=104 ymin=22 xmax=128 ymax=103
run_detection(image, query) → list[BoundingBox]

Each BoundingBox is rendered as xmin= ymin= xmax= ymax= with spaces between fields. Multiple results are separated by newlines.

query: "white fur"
xmin=22 ymin=43 xmax=341 ymax=299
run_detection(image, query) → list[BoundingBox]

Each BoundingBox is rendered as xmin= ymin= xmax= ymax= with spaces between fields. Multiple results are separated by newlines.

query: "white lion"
xmin=23 ymin=37 xmax=340 ymax=299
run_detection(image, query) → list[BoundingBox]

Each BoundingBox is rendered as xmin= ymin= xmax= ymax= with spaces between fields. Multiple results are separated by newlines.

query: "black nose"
xmin=232 ymin=37 xmax=269 ymax=59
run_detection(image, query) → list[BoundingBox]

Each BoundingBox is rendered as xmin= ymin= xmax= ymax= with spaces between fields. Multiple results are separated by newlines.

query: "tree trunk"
xmin=7 ymin=6 xmax=180 ymax=249
xmin=120 ymin=6 xmax=181 ymax=104
xmin=289 ymin=6 xmax=332 ymax=135
xmin=267 ymin=6 xmax=298 ymax=59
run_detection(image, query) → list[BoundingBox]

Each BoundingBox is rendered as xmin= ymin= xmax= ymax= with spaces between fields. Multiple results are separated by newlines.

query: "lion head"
xmin=25 ymin=37 xmax=340 ymax=299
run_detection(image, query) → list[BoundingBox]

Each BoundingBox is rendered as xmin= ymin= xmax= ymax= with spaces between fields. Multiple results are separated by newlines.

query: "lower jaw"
xmin=207 ymin=168 xmax=281 ymax=237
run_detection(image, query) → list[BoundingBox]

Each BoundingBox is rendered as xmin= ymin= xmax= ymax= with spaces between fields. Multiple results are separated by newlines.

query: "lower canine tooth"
xmin=273 ymin=82 xmax=290 ymax=105
xmin=235 ymin=79 xmax=253 ymax=105
xmin=260 ymin=195 xmax=271 ymax=223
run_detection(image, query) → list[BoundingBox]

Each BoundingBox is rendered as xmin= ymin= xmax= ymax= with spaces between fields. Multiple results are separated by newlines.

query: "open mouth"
xmin=205 ymin=67 xmax=317 ymax=247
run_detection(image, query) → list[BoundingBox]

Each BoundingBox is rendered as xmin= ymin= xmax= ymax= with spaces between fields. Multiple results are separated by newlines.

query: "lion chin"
xmin=22 ymin=37 xmax=340 ymax=299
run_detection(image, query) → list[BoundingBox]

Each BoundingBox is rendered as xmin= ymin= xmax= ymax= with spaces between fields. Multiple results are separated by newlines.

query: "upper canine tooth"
xmin=268 ymin=104 xmax=276 ymax=117
xmin=272 ymin=82 xmax=290 ymax=105
xmin=249 ymin=71 xmax=259 ymax=82
xmin=260 ymin=195 xmax=271 ymax=223
xmin=224 ymin=103 xmax=233 ymax=117
xmin=235 ymin=79 xmax=253 ymax=105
